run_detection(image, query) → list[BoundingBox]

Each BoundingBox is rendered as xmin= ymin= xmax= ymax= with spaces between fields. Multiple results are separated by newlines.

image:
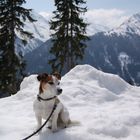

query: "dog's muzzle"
xmin=57 ymin=88 xmax=63 ymax=95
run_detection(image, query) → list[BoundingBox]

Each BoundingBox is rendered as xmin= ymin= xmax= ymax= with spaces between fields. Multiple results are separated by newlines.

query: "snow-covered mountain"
xmin=15 ymin=11 xmax=50 ymax=55
xmin=0 ymin=65 xmax=140 ymax=140
xmin=105 ymin=12 xmax=140 ymax=36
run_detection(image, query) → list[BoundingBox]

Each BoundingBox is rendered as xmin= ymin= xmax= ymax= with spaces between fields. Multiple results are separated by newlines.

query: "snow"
xmin=0 ymin=64 xmax=140 ymax=140
xmin=118 ymin=52 xmax=135 ymax=83
xmin=118 ymin=52 xmax=131 ymax=75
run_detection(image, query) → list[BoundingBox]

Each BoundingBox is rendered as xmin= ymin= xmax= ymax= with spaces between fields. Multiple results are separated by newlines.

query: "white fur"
xmin=33 ymin=76 xmax=70 ymax=132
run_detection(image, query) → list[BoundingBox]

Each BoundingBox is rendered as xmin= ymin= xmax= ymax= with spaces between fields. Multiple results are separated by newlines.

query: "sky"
xmin=25 ymin=0 xmax=140 ymax=14
xmin=24 ymin=0 xmax=140 ymax=33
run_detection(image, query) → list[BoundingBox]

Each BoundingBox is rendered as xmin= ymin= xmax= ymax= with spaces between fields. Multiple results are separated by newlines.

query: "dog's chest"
xmin=34 ymin=100 xmax=55 ymax=119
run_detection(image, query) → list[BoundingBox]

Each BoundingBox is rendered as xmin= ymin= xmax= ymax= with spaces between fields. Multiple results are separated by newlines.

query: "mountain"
xmin=24 ymin=12 xmax=140 ymax=85
xmin=15 ymin=11 xmax=50 ymax=55
xmin=0 ymin=65 xmax=140 ymax=140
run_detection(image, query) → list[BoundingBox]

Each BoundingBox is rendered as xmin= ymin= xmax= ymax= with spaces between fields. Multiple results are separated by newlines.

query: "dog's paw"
xmin=52 ymin=128 xmax=58 ymax=133
xmin=64 ymin=125 xmax=67 ymax=128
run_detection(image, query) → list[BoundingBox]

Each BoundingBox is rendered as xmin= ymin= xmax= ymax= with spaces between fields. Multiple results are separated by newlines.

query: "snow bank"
xmin=0 ymin=64 xmax=140 ymax=140
xmin=63 ymin=65 xmax=129 ymax=95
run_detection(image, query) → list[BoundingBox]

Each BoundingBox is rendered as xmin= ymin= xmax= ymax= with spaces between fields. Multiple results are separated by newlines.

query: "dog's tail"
xmin=68 ymin=119 xmax=81 ymax=127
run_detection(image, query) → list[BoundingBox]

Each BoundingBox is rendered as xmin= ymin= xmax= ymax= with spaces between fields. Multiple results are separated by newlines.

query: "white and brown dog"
xmin=33 ymin=72 xmax=70 ymax=132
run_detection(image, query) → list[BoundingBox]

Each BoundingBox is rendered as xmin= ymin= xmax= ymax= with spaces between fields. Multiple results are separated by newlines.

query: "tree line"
xmin=0 ymin=0 xmax=89 ymax=96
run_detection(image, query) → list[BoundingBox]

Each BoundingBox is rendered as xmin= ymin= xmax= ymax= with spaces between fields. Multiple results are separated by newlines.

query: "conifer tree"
xmin=0 ymin=0 xmax=36 ymax=95
xmin=49 ymin=0 xmax=89 ymax=73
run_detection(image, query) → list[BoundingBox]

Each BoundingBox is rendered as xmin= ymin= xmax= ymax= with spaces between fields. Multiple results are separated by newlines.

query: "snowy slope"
xmin=23 ymin=11 xmax=50 ymax=42
xmin=16 ymin=11 xmax=50 ymax=55
xmin=0 ymin=65 xmax=140 ymax=140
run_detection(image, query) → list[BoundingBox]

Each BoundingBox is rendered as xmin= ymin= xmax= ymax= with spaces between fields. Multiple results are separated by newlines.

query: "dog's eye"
xmin=58 ymin=82 xmax=60 ymax=85
xmin=48 ymin=81 xmax=54 ymax=85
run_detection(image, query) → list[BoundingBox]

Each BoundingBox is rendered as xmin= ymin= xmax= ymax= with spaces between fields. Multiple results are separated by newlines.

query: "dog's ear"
xmin=37 ymin=73 xmax=48 ymax=81
xmin=44 ymin=73 xmax=48 ymax=78
xmin=53 ymin=72 xmax=61 ymax=80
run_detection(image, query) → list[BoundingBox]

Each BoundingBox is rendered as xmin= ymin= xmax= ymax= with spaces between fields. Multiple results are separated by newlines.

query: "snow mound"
xmin=64 ymin=65 xmax=129 ymax=95
xmin=0 ymin=64 xmax=140 ymax=140
xmin=20 ymin=75 xmax=38 ymax=90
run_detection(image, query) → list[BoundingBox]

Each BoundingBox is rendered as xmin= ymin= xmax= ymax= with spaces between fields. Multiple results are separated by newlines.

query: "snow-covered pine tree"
xmin=0 ymin=0 xmax=36 ymax=96
xmin=49 ymin=0 xmax=89 ymax=73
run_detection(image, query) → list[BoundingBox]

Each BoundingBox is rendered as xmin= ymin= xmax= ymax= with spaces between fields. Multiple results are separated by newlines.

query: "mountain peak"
xmin=105 ymin=12 xmax=140 ymax=36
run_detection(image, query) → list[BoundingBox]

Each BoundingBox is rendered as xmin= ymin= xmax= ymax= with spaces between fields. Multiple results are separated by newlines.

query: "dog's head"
xmin=37 ymin=72 xmax=62 ymax=95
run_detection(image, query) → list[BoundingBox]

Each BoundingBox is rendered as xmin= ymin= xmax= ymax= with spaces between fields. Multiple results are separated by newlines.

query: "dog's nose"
xmin=57 ymin=88 xmax=62 ymax=95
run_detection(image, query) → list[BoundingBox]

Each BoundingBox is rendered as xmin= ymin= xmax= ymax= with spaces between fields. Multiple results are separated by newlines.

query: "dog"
xmin=33 ymin=72 xmax=70 ymax=133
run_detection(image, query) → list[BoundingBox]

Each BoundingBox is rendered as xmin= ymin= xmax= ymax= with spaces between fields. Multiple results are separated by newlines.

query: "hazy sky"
xmin=24 ymin=0 xmax=140 ymax=33
xmin=25 ymin=0 xmax=140 ymax=14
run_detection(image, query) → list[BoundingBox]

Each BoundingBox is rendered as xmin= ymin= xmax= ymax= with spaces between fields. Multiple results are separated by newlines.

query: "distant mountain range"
xmin=24 ymin=12 xmax=140 ymax=85
xmin=16 ymin=11 xmax=110 ymax=55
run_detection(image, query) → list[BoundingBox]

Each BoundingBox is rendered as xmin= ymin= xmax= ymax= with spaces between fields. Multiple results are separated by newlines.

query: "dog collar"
xmin=37 ymin=95 xmax=57 ymax=102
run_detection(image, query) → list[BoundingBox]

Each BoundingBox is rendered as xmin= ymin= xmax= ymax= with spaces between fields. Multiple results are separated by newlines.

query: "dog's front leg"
xmin=51 ymin=103 xmax=62 ymax=132
xmin=51 ymin=113 xmax=58 ymax=132
xmin=36 ymin=115 xmax=42 ymax=132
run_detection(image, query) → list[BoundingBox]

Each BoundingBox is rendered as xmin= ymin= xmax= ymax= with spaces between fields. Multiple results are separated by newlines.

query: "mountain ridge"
xmin=16 ymin=10 xmax=112 ymax=55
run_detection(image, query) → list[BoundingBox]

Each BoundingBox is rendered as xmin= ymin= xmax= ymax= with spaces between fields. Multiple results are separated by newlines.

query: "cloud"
xmin=39 ymin=9 xmax=129 ymax=35
xmin=85 ymin=9 xmax=129 ymax=29
xmin=84 ymin=9 xmax=129 ymax=35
